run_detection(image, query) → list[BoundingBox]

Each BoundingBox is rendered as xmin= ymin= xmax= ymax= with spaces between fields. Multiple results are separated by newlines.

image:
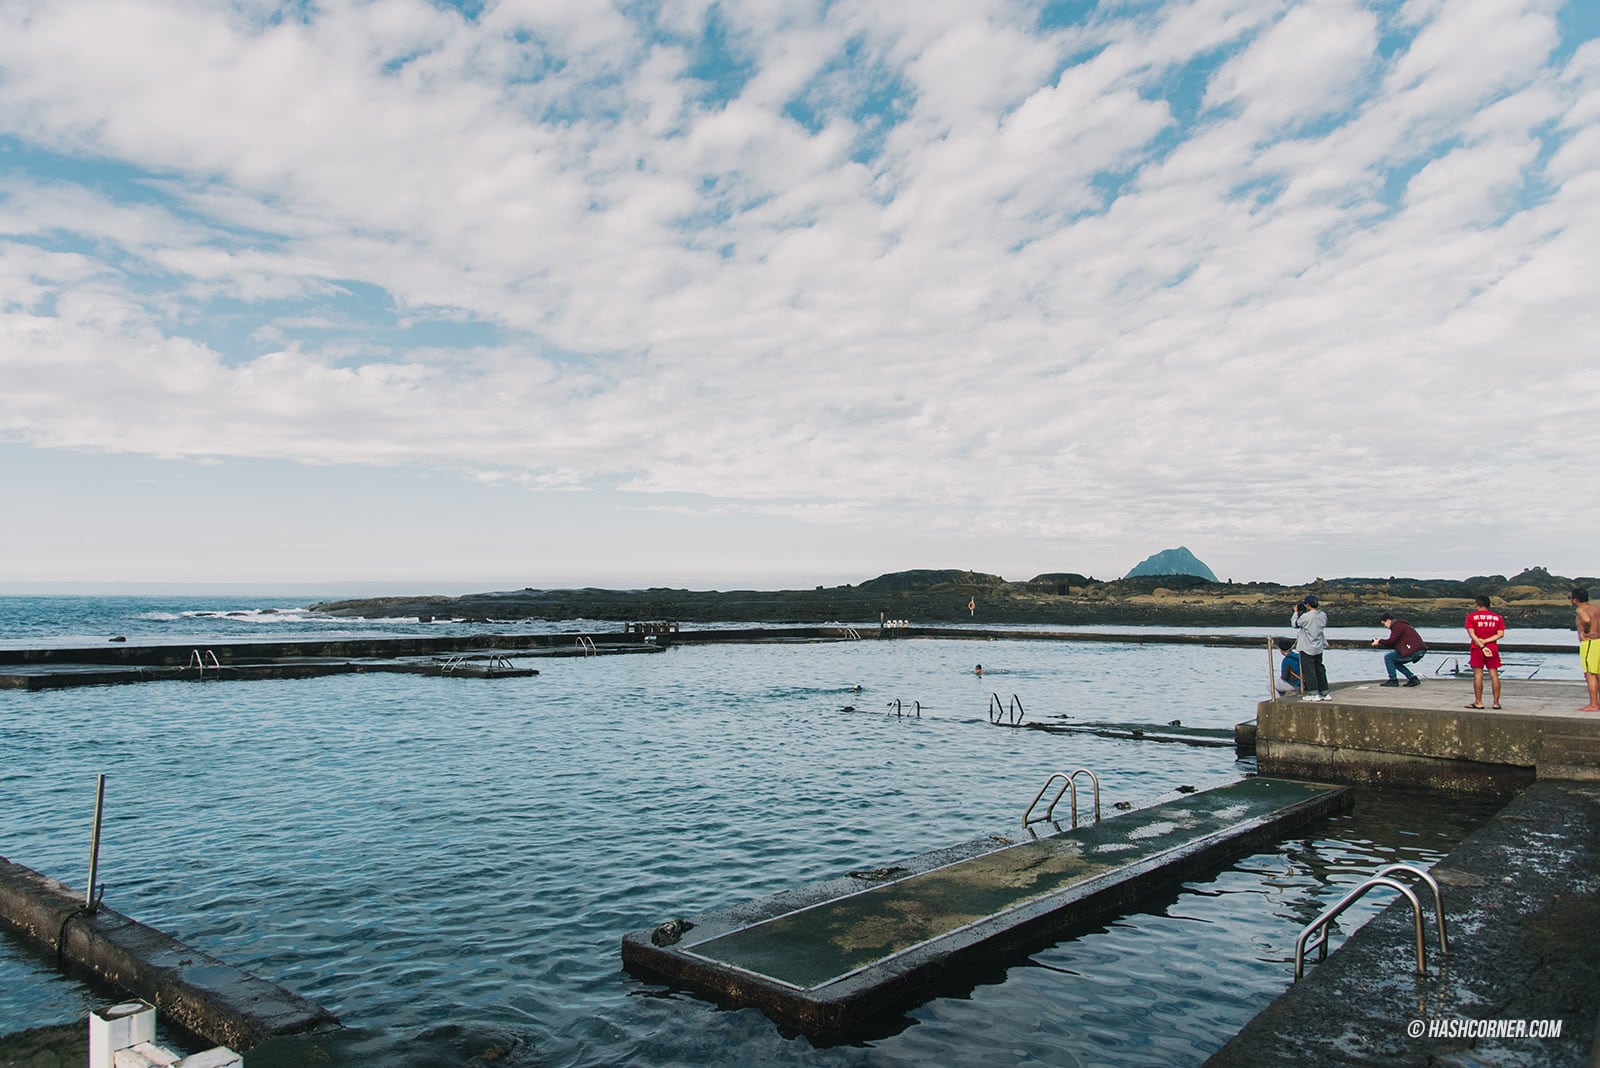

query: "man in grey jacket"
xmin=1292 ymin=595 xmax=1330 ymax=700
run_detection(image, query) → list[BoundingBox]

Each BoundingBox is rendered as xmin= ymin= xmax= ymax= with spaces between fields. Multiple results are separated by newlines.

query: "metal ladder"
xmin=576 ymin=636 xmax=597 ymax=656
xmin=887 ymin=698 xmax=922 ymax=717
xmin=187 ymin=649 xmax=221 ymax=678
xmin=1022 ymin=768 xmax=1101 ymax=828
xmin=1294 ymin=863 xmax=1448 ymax=980
xmin=989 ymin=693 xmax=1024 ymax=726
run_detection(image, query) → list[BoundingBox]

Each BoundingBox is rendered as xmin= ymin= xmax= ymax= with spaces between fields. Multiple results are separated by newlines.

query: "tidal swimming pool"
xmin=0 ymin=637 xmax=1502 ymax=1065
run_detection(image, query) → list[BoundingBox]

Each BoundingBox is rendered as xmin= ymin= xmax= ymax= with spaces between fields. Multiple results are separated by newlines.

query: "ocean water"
xmin=0 ymin=598 xmax=1533 ymax=1064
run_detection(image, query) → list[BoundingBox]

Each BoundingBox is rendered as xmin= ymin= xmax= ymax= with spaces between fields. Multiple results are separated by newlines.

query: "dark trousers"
xmin=1301 ymin=652 xmax=1328 ymax=694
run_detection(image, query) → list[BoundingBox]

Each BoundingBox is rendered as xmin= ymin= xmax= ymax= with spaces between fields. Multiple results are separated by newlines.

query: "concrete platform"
xmin=1206 ymin=780 xmax=1600 ymax=1067
xmin=0 ymin=857 xmax=338 ymax=1051
xmin=623 ymin=777 xmax=1353 ymax=1038
xmin=1256 ymin=679 xmax=1600 ymax=789
xmin=0 ymin=652 xmax=551 ymax=690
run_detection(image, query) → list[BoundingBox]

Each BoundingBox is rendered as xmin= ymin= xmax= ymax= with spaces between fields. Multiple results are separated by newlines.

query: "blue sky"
xmin=2 ymin=0 xmax=1597 ymax=592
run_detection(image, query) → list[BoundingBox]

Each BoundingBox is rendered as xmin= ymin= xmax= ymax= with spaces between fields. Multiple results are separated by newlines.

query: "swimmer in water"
xmin=974 ymin=664 xmax=984 ymax=676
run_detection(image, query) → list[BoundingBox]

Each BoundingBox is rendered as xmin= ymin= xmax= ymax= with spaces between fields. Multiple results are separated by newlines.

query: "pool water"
xmin=0 ymin=637 xmax=1503 ymax=1065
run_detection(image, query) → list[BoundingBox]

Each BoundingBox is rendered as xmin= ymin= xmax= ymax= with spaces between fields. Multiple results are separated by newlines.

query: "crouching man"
xmin=1373 ymin=613 xmax=1427 ymax=687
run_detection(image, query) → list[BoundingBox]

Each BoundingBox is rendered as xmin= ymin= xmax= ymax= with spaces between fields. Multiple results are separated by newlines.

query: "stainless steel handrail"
xmin=1022 ymin=768 xmax=1100 ymax=829
xmin=988 ymin=693 xmax=1024 ymax=726
xmin=1294 ymin=864 xmax=1446 ymax=980
xmin=887 ymin=698 xmax=921 ymax=718
xmin=1376 ymin=863 xmax=1449 ymax=958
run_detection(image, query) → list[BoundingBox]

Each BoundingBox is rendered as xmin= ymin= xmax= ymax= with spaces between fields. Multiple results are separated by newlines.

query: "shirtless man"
xmin=1574 ymin=588 xmax=1600 ymax=711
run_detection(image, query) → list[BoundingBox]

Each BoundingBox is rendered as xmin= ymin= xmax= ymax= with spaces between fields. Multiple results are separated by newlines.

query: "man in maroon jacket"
xmin=1373 ymin=613 xmax=1428 ymax=686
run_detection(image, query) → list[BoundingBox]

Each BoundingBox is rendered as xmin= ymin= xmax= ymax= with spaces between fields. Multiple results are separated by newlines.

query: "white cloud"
xmin=0 ymin=0 xmax=1597 ymax=584
xmin=1205 ymin=0 xmax=1379 ymax=130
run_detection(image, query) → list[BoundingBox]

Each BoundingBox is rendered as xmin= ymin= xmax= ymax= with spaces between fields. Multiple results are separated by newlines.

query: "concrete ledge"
xmin=1206 ymin=781 xmax=1600 ymax=1066
xmin=0 ymin=857 xmax=337 ymax=1050
xmin=624 ymin=779 xmax=1353 ymax=1038
xmin=1256 ymin=680 xmax=1600 ymax=790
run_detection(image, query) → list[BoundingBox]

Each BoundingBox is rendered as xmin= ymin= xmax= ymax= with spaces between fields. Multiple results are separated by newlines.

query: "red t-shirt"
xmin=1465 ymin=609 xmax=1504 ymax=645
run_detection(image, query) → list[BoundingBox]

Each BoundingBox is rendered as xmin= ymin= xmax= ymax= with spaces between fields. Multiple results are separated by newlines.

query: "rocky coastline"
xmin=311 ymin=567 xmax=1591 ymax=631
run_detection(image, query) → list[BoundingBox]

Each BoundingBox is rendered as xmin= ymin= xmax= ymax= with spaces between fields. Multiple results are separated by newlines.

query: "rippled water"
xmin=1 ymin=632 xmax=1504 ymax=1065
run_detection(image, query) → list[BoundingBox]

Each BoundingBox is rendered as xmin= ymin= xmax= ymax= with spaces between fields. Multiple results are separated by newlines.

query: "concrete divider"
xmin=0 ymin=856 xmax=337 ymax=1051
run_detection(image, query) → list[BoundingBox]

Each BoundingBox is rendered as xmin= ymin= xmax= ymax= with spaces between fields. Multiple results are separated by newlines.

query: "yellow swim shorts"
xmin=1583 ymin=638 xmax=1600 ymax=675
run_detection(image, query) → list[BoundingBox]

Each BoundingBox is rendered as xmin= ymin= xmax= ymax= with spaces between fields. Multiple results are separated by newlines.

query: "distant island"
xmin=312 ymin=566 xmax=1591 ymax=630
xmin=1125 ymin=546 xmax=1218 ymax=582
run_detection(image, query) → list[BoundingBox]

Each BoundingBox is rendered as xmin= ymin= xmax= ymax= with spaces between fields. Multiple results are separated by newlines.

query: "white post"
xmin=89 ymin=1001 xmax=154 ymax=1068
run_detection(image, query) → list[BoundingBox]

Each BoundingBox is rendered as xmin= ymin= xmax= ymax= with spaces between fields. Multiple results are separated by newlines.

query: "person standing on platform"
xmin=1573 ymin=588 xmax=1600 ymax=712
xmin=1373 ymin=613 xmax=1427 ymax=687
xmin=1464 ymin=595 xmax=1506 ymax=710
xmin=1292 ymin=595 xmax=1330 ymax=701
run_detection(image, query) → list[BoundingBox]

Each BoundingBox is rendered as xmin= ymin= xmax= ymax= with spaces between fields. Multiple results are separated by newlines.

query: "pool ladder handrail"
xmin=1434 ymin=655 xmax=1540 ymax=679
xmin=187 ymin=649 xmax=222 ymax=677
xmin=576 ymin=636 xmax=597 ymax=657
xmin=988 ymin=692 xmax=1024 ymax=726
xmin=1022 ymin=768 xmax=1101 ymax=828
xmin=1294 ymin=863 xmax=1447 ymax=980
xmin=887 ymin=698 xmax=922 ymax=717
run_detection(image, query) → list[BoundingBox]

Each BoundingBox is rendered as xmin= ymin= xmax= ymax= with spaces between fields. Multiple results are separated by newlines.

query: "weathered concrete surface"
xmin=624 ymin=778 xmax=1353 ymax=1039
xmin=2 ymin=631 xmax=1570 ymax=690
xmin=1257 ymin=679 xmax=1600 ymax=789
xmin=0 ymin=857 xmax=337 ymax=1051
xmin=1207 ymin=780 xmax=1600 ymax=1067
xmin=0 ymin=1022 xmax=82 ymax=1068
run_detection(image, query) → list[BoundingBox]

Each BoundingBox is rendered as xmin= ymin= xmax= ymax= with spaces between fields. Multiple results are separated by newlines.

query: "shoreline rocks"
xmin=310 ymin=568 xmax=1592 ymax=630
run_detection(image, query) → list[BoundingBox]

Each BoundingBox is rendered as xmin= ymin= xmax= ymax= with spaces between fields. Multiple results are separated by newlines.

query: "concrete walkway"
xmin=1311 ymin=676 xmax=1599 ymax=718
xmin=1206 ymin=779 xmax=1600 ymax=1066
xmin=1258 ymin=679 xmax=1600 ymax=788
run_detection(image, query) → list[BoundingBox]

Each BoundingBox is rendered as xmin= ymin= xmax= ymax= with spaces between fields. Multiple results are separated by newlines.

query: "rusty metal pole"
xmin=86 ymin=773 xmax=106 ymax=913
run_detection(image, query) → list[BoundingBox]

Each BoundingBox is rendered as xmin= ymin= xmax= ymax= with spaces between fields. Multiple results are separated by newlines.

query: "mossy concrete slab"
xmin=623 ymin=777 xmax=1352 ymax=1038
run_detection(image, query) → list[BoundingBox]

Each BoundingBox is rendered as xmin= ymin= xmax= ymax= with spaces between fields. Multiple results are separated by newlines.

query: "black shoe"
xmin=1380 ymin=680 xmax=1400 ymax=687
xmin=1404 ymin=677 xmax=1421 ymax=687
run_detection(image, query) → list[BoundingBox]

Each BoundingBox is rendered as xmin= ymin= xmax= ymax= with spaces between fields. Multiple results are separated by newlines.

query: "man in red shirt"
xmin=1464 ymin=595 xmax=1506 ymax=709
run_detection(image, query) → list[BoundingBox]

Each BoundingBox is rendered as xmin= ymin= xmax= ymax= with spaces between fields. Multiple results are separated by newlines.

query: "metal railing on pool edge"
xmin=1022 ymin=768 xmax=1101 ymax=829
xmin=1294 ymin=863 xmax=1448 ymax=980
xmin=1434 ymin=655 xmax=1541 ymax=679
xmin=989 ymin=693 xmax=1024 ymax=726
xmin=186 ymin=649 xmax=222 ymax=678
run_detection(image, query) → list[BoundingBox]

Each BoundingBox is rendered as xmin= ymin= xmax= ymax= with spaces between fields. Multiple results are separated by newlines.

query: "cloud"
xmin=1 ymin=0 xmax=1597 ymax=582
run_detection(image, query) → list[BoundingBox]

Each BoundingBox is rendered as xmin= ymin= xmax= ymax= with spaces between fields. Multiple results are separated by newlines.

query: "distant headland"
xmin=311 ymin=565 xmax=1592 ymax=630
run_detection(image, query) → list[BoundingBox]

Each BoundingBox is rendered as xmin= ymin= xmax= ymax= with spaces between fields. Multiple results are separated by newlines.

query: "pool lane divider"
xmin=622 ymin=776 xmax=1354 ymax=1039
xmin=0 ymin=855 xmax=339 ymax=1050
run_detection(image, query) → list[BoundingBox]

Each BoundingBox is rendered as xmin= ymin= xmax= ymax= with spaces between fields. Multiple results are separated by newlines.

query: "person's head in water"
xmin=974 ymin=664 xmax=983 ymax=675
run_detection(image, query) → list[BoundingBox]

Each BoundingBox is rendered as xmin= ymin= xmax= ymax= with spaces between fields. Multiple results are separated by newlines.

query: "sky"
xmin=2 ymin=0 xmax=1598 ymax=594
